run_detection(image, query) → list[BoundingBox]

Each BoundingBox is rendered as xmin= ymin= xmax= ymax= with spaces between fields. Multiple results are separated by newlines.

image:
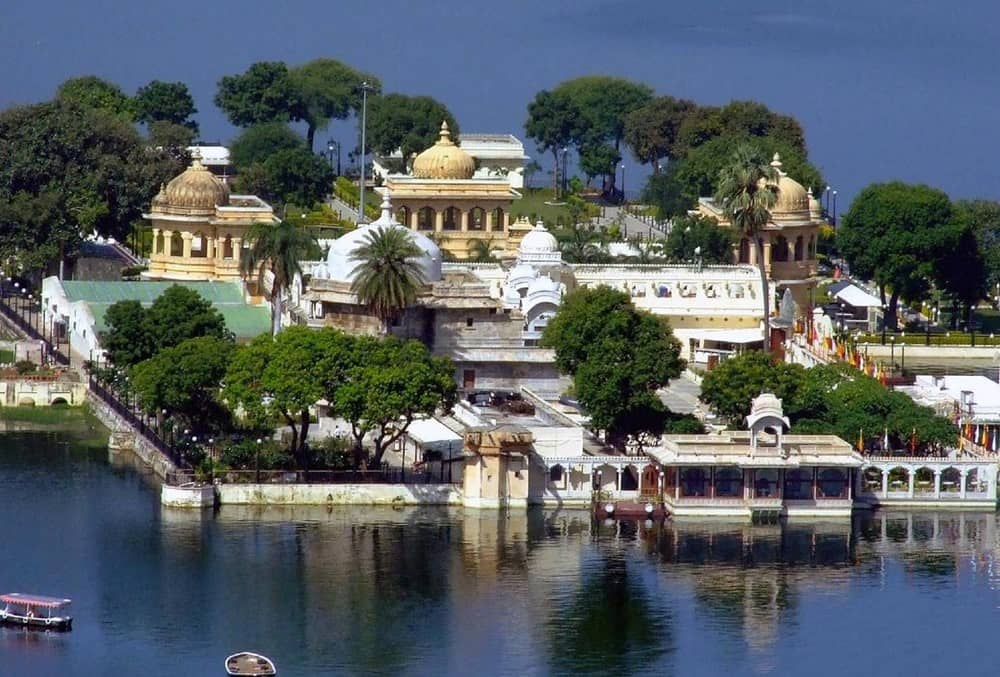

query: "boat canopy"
xmin=0 ymin=593 xmax=72 ymax=608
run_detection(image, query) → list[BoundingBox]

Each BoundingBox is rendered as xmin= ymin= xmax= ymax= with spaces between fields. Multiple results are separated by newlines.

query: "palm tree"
xmin=241 ymin=220 xmax=317 ymax=336
xmin=715 ymin=145 xmax=779 ymax=353
xmin=350 ymin=227 xmax=427 ymax=334
xmin=469 ymin=238 xmax=497 ymax=263
xmin=558 ymin=225 xmax=607 ymax=263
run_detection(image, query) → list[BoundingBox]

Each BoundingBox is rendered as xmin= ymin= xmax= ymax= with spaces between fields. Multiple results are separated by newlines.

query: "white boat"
xmin=0 ymin=593 xmax=72 ymax=630
xmin=225 ymin=652 xmax=276 ymax=675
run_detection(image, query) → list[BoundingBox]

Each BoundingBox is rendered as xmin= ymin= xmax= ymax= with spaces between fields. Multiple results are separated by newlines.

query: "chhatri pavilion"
xmin=380 ymin=122 xmax=526 ymax=260
xmin=696 ymin=153 xmax=824 ymax=326
xmin=142 ymin=150 xmax=278 ymax=281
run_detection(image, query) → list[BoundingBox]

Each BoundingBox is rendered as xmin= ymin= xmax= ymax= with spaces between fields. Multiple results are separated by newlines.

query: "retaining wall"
xmin=86 ymin=391 xmax=177 ymax=480
xmin=216 ymin=483 xmax=462 ymax=506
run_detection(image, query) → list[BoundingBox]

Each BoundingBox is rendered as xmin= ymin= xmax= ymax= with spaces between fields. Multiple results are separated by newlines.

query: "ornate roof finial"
xmin=438 ymin=121 xmax=453 ymax=145
xmin=190 ymin=147 xmax=205 ymax=170
xmin=380 ymin=194 xmax=393 ymax=222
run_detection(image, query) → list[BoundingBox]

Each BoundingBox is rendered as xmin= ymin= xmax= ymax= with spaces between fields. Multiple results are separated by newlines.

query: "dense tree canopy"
xmin=838 ymin=182 xmax=954 ymax=328
xmin=133 ymin=80 xmax=198 ymax=132
xmin=700 ymin=354 xmax=956 ymax=452
xmin=366 ymin=94 xmax=459 ymax=167
xmin=230 ymin=123 xmax=309 ymax=170
xmin=56 ymin=75 xmax=133 ymax=121
xmin=541 ymin=287 xmax=684 ymax=449
xmin=131 ymin=335 xmax=234 ymax=428
xmin=662 ymin=214 xmax=734 ymax=264
xmin=103 ymin=285 xmax=229 ymax=367
xmin=623 ymin=95 xmax=696 ymax=171
xmin=215 ymin=59 xmax=380 ymax=150
xmin=525 ymin=89 xmax=577 ymax=193
xmin=0 ymin=99 xmax=181 ymax=274
xmin=233 ymin=146 xmax=333 ymax=208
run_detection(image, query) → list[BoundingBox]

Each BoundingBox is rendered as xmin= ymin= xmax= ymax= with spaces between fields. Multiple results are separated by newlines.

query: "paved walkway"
xmin=596 ymin=206 xmax=670 ymax=240
xmin=328 ymin=196 xmax=361 ymax=224
xmin=658 ymin=375 xmax=702 ymax=415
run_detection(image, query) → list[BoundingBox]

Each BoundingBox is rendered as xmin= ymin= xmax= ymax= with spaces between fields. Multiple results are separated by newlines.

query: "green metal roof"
xmin=66 ymin=281 xmax=270 ymax=340
xmin=62 ymin=280 xmax=246 ymax=305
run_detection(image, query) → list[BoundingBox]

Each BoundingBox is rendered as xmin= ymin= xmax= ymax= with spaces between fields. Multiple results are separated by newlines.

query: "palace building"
xmin=696 ymin=153 xmax=824 ymax=328
xmin=143 ymin=151 xmax=278 ymax=282
xmin=380 ymin=122 xmax=526 ymax=261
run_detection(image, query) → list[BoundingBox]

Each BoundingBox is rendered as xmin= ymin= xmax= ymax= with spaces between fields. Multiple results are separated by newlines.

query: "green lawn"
xmin=511 ymin=188 xmax=574 ymax=226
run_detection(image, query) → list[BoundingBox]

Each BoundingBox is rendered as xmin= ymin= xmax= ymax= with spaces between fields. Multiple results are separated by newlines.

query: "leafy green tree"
xmin=146 ymin=285 xmax=229 ymax=351
xmin=715 ymin=144 xmax=780 ymax=351
xmin=56 ymin=75 xmax=133 ymax=120
xmin=541 ymin=287 xmax=684 ymax=449
xmin=662 ymin=214 xmax=734 ymax=264
xmin=468 ymin=239 xmax=498 ymax=263
xmin=838 ymin=182 xmax=953 ymax=328
xmin=623 ymin=95 xmax=696 ymax=172
xmin=933 ymin=221 xmax=986 ymax=330
xmin=556 ymin=76 xmax=653 ymax=191
xmin=230 ymin=122 xmax=308 ymax=169
xmin=222 ymin=327 xmax=331 ymax=467
xmin=241 ymin=220 xmax=316 ymax=335
xmin=0 ymin=99 xmax=181 ymax=274
xmin=215 ymin=61 xmax=305 ymax=129
xmin=133 ymin=80 xmax=198 ymax=132
xmin=148 ymin=121 xmax=195 ymax=153
xmin=525 ymin=89 xmax=578 ymax=194
xmin=331 ymin=336 xmax=457 ymax=468
xmin=555 ymin=225 xmax=609 ymax=263
xmin=131 ymin=335 xmax=234 ymax=430
xmin=955 ymin=200 xmax=1000 ymax=293
xmin=291 ymin=58 xmax=380 ymax=150
xmin=651 ymin=134 xmax=823 ymax=218
xmin=717 ymin=100 xmax=806 ymax=152
xmin=699 ymin=352 xmax=807 ymax=422
xmin=578 ymin=143 xmax=621 ymax=186
xmin=103 ymin=285 xmax=229 ymax=368
xmin=349 ymin=227 xmax=427 ymax=334
xmin=233 ymin=146 xmax=333 ymax=208
xmin=367 ymin=93 xmax=458 ymax=164
xmin=103 ymin=300 xmax=152 ymax=367
xmin=674 ymin=106 xmax=723 ymax=158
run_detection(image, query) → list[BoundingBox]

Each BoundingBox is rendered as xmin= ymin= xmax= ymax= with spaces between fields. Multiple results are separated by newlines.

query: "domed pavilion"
xmin=143 ymin=151 xmax=278 ymax=281
xmin=380 ymin=122 xmax=522 ymax=260
xmin=696 ymin=153 xmax=824 ymax=331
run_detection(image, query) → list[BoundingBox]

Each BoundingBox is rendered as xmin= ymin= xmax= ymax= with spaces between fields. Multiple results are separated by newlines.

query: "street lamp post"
xmin=881 ymin=304 xmax=888 ymax=345
xmin=561 ymin=147 xmax=569 ymax=197
xmin=327 ymin=139 xmax=341 ymax=176
xmin=620 ymin=164 xmax=626 ymax=205
xmin=832 ymin=190 xmax=838 ymax=226
xmin=357 ymin=81 xmax=376 ymax=224
xmin=824 ymin=185 xmax=831 ymax=214
xmin=890 ymin=336 xmax=895 ymax=374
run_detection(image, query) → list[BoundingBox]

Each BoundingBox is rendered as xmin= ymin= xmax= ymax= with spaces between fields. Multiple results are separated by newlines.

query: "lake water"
xmin=3 ymin=428 xmax=1000 ymax=676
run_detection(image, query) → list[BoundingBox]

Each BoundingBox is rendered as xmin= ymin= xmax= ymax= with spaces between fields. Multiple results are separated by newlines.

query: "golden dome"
xmin=160 ymin=150 xmax=230 ymax=212
xmin=411 ymin=121 xmax=475 ymax=180
xmin=769 ymin=154 xmax=810 ymax=222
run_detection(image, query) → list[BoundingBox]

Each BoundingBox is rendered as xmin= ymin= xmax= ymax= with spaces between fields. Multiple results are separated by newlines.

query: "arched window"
xmin=469 ymin=207 xmax=485 ymax=230
xmin=417 ymin=207 xmax=435 ymax=230
xmin=191 ymin=232 xmax=207 ymax=258
xmin=492 ymin=207 xmax=505 ymax=231
xmin=772 ymin=236 xmax=789 ymax=262
xmin=222 ymin=236 xmax=234 ymax=260
xmin=794 ymin=235 xmax=804 ymax=261
xmin=808 ymin=235 xmax=817 ymax=259
xmin=396 ymin=206 xmax=410 ymax=227
xmin=443 ymin=207 xmax=459 ymax=230
xmin=170 ymin=232 xmax=184 ymax=257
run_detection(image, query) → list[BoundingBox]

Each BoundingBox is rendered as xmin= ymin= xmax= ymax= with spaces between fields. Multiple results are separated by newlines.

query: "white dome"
xmin=325 ymin=196 xmax=442 ymax=284
xmin=527 ymin=274 xmax=559 ymax=296
xmin=520 ymin=220 xmax=559 ymax=255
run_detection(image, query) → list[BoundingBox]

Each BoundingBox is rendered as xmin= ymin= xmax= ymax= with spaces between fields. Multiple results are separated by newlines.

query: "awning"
xmin=1 ymin=593 xmax=71 ymax=608
xmin=406 ymin=418 xmax=463 ymax=458
xmin=834 ymin=284 xmax=882 ymax=308
xmin=689 ymin=328 xmax=765 ymax=345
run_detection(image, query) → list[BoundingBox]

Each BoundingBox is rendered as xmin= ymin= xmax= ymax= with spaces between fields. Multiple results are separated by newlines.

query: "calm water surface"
xmin=3 ymin=429 xmax=1000 ymax=676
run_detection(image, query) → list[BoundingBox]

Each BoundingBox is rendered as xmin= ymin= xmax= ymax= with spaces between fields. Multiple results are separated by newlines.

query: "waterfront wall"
xmin=86 ymin=391 xmax=178 ymax=480
xmin=215 ymin=482 xmax=462 ymax=506
xmin=0 ymin=378 xmax=87 ymax=406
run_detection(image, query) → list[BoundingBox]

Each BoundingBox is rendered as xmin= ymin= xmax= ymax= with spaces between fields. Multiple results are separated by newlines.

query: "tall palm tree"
xmin=241 ymin=220 xmax=317 ymax=336
xmin=715 ymin=145 xmax=779 ymax=353
xmin=350 ymin=227 xmax=427 ymax=334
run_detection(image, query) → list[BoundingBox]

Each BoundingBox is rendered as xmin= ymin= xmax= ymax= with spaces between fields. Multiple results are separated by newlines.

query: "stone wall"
xmin=0 ymin=378 xmax=87 ymax=406
xmin=216 ymin=482 xmax=462 ymax=506
xmin=86 ymin=391 xmax=178 ymax=480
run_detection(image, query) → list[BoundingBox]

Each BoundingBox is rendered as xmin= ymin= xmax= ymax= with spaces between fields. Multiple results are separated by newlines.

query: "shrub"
xmin=14 ymin=360 xmax=36 ymax=375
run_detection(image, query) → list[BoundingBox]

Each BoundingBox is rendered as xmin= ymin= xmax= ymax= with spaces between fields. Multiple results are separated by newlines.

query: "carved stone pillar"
xmin=181 ymin=232 xmax=193 ymax=258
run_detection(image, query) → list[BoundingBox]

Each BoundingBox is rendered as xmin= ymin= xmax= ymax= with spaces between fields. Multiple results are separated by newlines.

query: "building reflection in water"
xmin=117 ymin=506 xmax=1000 ymax=675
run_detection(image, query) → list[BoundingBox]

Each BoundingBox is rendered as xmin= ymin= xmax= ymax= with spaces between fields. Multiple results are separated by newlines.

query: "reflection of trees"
xmin=546 ymin=547 xmax=673 ymax=676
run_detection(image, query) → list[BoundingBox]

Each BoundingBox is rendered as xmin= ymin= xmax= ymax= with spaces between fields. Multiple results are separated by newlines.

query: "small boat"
xmin=225 ymin=652 xmax=276 ymax=676
xmin=0 ymin=593 xmax=72 ymax=630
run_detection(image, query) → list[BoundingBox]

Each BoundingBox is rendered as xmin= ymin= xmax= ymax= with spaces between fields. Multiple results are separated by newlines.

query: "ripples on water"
xmin=3 ymin=431 xmax=1000 ymax=676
